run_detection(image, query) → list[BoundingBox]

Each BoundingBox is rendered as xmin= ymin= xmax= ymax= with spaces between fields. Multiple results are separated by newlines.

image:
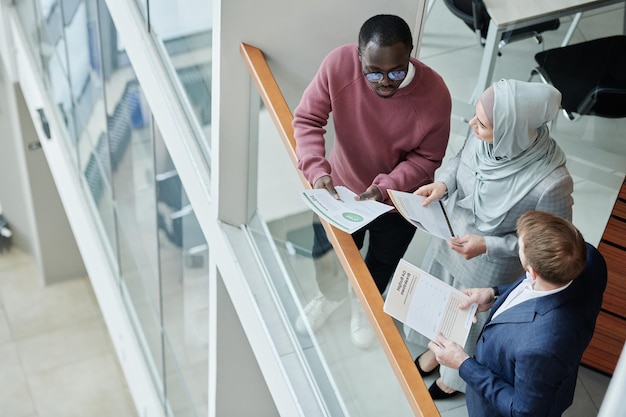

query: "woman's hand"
xmin=448 ymin=234 xmax=486 ymax=260
xmin=414 ymin=181 xmax=447 ymax=206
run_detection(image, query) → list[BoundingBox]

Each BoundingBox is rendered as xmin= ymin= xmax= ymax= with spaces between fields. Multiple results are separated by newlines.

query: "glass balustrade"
xmin=246 ymin=99 xmax=416 ymax=416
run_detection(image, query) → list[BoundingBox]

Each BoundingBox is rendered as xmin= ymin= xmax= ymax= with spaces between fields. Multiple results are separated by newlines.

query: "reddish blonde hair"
xmin=517 ymin=211 xmax=587 ymax=285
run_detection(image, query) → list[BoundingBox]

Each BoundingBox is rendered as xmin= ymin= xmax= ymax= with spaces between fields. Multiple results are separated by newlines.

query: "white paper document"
xmin=388 ymin=189 xmax=455 ymax=241
xmin=301 ymin=186 xmax=393 ymax=234
xmin=384 ymin=259 xmax=478 ymax=346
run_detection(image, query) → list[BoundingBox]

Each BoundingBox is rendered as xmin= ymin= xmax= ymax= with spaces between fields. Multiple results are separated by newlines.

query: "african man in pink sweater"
xmin=293 ymin=14 xmax=451 ymax=348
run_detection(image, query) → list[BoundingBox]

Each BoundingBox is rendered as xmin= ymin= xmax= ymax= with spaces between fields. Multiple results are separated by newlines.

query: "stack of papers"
xmin=301 ymin=186 xmax=393 ymax=234
xmin=388 ymin=189 xmax=455 ymax=241
xmin=384 ymin=259 xmax=477 ymax=346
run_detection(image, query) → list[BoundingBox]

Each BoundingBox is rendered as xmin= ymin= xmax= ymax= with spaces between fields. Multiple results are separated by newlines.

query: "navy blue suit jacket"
xmin=460 ymin=243 xmax=607 ymax=417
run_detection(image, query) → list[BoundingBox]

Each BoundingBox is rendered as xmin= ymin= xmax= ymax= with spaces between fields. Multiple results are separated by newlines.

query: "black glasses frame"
xmin=362 ymin=70 xmax=407 ymax=83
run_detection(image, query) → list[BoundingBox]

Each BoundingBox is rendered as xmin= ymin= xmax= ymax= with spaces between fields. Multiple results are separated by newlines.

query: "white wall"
xmin=225 ymin=1 xmax=424 ymax=109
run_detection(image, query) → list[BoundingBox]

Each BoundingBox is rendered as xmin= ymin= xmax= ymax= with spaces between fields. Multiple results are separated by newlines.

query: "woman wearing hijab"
xmin=406 ymin=79 xmax=574 ymax=399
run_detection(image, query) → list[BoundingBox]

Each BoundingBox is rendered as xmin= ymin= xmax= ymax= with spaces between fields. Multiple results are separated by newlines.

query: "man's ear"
xmin=527 ymin=265 xmax=538 ymax=279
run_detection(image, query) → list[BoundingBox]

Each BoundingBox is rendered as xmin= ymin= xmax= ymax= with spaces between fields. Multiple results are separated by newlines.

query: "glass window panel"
xmin=15 ymin=0 xmax=119 ymax=275
xmin=14 ymin=0 xmax=45 ymax=75
xmin=47 ymin=40 xmax=80 ymax=152
xmin=105 ymin=52 xmax=164 ymax=397
xmin=31 ymin=0 xmax=89 ymax=161
xmin=39 ymin=0 xmax=63 ymax=46
xmin=62 ymin=0 xmax=119 ymax=261
xmin=82 ymin=143 xmax=118 ymax=264
xmin=155 ymin=128 xmax=209 ymax=417
xmin=134 ymin=0 xmax=148 ymax=22
xmin=39 ymin=0 xmax=56 ymax=16
xmin=147 ymin=0 xmax=212 ymax=158
xmin=65 ymin=3 xmax=90 ymax=106
xmin=163 ymin=339 xmax=201 ymax=417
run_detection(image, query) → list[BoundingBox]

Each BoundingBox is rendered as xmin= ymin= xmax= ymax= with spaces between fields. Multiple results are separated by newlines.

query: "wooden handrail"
xmin=240 ymin=42 xmax=439 ymax=417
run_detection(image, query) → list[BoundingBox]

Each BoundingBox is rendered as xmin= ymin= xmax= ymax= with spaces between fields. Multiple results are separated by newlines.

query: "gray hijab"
xmin=460 ymin=79 xmax=566 ymax=233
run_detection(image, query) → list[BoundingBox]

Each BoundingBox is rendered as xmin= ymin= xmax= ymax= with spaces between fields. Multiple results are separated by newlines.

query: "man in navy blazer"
xmin=428 ymin=210 xmax=607 ymax=417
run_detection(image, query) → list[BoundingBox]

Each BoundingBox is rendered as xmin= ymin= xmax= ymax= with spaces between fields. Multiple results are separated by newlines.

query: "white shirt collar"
xmin=398 ymin=62 xmax=415 ymax=89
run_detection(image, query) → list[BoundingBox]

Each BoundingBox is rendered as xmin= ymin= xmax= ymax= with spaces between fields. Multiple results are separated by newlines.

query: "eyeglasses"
xmin=363 ymin=70 xmax=407 ymax=83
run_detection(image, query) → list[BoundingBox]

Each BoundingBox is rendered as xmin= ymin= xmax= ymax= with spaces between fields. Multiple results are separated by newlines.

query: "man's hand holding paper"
xmin=384 ymin=259 xmax=478 ymax=346
xmin=428 ymin=333 xmax=470 ymax=370
xmin=301 ymin=186 xmax=393 ymax=234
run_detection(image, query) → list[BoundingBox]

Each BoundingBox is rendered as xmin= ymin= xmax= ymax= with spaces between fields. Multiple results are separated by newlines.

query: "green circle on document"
xmin=342 ymin=212 xmax=363 ymax=222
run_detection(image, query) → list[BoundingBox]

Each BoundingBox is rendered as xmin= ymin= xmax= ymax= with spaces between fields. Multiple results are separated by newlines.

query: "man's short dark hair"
xmin=358 ymin=14 xmax=413 ymax=51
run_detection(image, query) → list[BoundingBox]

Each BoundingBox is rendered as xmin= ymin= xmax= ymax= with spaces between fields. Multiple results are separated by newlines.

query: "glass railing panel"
xmin=249 ymin=104 xmax=415 ymax=416
xmin=146 ymin=0 xmax=212 ymax=164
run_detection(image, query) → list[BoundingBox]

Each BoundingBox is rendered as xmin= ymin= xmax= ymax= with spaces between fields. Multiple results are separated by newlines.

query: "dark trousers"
xmin=312 ymin=212 xmax=416 ymax=298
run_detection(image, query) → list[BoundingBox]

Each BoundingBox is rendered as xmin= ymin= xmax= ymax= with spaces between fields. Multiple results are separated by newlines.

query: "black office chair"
xmin=443 ymin=0 xmax=560 ymax=51
xmin=531 ymin=35 xmax=626 ymax=120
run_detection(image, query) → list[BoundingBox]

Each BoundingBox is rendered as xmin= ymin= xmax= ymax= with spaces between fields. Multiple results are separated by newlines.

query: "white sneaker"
xmin=350 ymin=293 xmax=375 ymax=349
xmin=295 ymin=292 xmax=345 ymax=335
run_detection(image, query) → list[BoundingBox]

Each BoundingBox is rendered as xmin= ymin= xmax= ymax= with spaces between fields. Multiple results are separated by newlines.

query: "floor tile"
xmin=0 ymin=248 xmax=138 ymax=417
xmin=0 ymin=307 xmax=12 ymax=346
xmin=0 ymin=247 xmax=31 ymax=272
xmin=16 ymin=318 xmax=111 ymax=376
xmin=27 ymin=353 xmax=137 ymax=417
xmin=0 ymin=343 xmax=37 ymax=417
xmin=564 ymin=376 xmax=601 ymax=417
xmin=1 ymin=267 xmax=101 ymax=340
xmin=577 ymin=366 xmax=612 ymax=408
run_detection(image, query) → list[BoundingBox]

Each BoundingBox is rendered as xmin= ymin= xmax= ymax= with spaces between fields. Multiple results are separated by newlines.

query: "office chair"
xmin=531 ymin=35 xmax=626 ymax=121
xmin=443 ymin=0 xmax=560 ymax=51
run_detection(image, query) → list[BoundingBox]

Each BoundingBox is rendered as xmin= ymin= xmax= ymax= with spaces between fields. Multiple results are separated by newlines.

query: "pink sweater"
xmin=294 ymin=44 xmax=451 ymax=205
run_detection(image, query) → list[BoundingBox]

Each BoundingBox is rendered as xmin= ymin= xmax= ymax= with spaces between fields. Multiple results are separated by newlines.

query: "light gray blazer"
xmin=428 ymin=143 xmax=573 ymax=291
